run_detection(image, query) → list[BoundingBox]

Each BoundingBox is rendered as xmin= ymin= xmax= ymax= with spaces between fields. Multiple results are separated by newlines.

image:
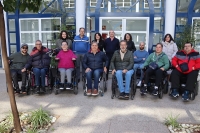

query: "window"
xmin=115 ymin=0 xmax=131 ymax=7
xmin=90 ymin=0 xmax=104 ymax=8
xmin=63 ymin=0 xmax=74 ymax=8
xmin=144 ymin=0 xmax=161 ymax=8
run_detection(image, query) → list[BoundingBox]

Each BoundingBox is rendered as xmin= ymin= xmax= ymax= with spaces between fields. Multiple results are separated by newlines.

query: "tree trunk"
xmin=0 ymin=2 xmax=22 ymax=133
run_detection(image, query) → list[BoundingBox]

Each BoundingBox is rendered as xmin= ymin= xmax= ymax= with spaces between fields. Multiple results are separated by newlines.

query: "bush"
xmin=0 ymin=124 xmax=7 ymax=133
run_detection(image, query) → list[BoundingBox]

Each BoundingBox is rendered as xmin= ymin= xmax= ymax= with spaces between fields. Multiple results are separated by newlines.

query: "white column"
xmin=164 ymin=0 xmax=177 ymax=38
xmin=136 ymin=1 xmax=139 ymax=12
xmin=108 ymin=1 xmax=111 ymax=12
xmin=76 ymin=0 xmax=86 ymax=35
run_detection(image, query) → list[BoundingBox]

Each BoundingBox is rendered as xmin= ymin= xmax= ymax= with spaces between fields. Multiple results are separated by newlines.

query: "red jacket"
xmin=172 ymin=49 xmax=200 ymax=74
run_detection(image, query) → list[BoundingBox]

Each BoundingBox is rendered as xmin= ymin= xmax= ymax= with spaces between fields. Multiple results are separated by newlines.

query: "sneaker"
xmin=92 ymin=89 xmax=99 ymax=96
xmin=170 ymin=89 xmax=179 ymax=98
xmin=41 ymin=87 xmax=46 ymax=93
xmin=137 ymin=81 xmax=141 ymax=87
xmin=140 ymin=86 xmax=147 ymax=95
xmin=21 ymin=86 xmax=26 ymax=94
xmin=66 ymin=83 xmax=72 ymax=90
xmin=36 ymin=86 xmax=40 ymax=94
xmin=59 ymin=83 xmax=64 ymax=90
xmin=119 ymin=92 xmax=125 ymax=98
xmin=124 ymin=93 xmax=129 ymax=98
xmin=152 ymin=88 xmax=158 ymax=96
xmin=182 ymin=91 xmax=189 ymax=101
xmin=86 ymin=89 xmax=92 ymax=95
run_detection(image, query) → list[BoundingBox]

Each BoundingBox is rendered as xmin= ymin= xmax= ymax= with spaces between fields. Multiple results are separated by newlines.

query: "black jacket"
xmin=82 ymin=50 xmax=109 ymax=70
xmin=127 ymin=40 xmax=136 ymax=52
xmin=93 ymin=40 xmax=105 ymax=51
xmin=25 ymin=46 xmax=51 ymax=69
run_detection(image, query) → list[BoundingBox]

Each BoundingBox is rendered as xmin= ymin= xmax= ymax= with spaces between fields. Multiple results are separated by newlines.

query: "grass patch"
xmin=164 ymin=114 xmax=180 ymax=129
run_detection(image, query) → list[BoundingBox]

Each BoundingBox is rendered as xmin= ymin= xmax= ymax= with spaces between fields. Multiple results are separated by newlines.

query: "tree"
xmin=0 ymin=0 xmax=42 ymax=132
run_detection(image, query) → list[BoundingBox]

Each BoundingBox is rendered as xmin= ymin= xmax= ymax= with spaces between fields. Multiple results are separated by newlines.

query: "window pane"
xmin=126 ymin=19 xmax=147 ymax=31
xmin=9 ymin=19 xmax=15 ymax=31
xmin=153 ymin=33 xmax=163 ymax=44
xmin=21 ymin=20 xmax=39 ymax=31
xmin=177 ymin=0 xmax=191 ymax=12
xmin=41 ymin=19 xmax=60 ymax=31
xmin=10 ymin=45 xmax=17 ymax=54
xmin=87 ymin=17 xmax=95 ymax=31
xmin=21 ymin=33 xmax=39 ymax=43
xmin=10 ymin=33 xmax=16 ymax=43
xmin=193 ymin=19 xmax=200 ymax=32
xmin=130 ymin=33 xmax=146 ymax=48
xmin=102 ymin=19 xmax=122 ymax=31
xmin=42 ymin=33 xmax=58 ymax=43
xmin=154 ymin=17 xmax=163 ymax=31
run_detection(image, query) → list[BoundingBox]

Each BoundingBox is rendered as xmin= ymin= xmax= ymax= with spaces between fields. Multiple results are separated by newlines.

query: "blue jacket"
xmin=73 ymin=35 xmax=90 ymax=54
xmin=133 ymin=50 xmax=149 ymax=64
xmin=82 ymin=50 xmax=109 ymax=70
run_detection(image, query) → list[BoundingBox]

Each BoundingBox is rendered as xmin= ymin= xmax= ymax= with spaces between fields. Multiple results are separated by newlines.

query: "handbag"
xmin=179 ymin=56 xmax=190 ymax=72
xmin=149 ymin=53 xmax=164 ymax=70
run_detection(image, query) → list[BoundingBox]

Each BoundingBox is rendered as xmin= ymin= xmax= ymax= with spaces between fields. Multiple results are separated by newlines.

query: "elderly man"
xmin=83 ymin=41 xmax=108 ymax=96
xmin=133 ymin=42 xmax=149 ymax=86
xmin=111 ymin=40 xmax=134 ymax=98
xmin=8 ymin=44 xmax=30 ymax=94
xmin=170 ymin=42 xmax=200 ymax=101
xmin=104 ymin=30 xmax=120 ymax=80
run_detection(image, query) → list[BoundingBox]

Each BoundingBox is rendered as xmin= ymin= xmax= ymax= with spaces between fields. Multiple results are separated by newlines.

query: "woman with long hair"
xmin=56 ymin=30 xmax=72 ymax=50
xmin=93 ymin=33 xmax=105 ymax=51
xmin=124 ymin=33 xmax=136 ymax=52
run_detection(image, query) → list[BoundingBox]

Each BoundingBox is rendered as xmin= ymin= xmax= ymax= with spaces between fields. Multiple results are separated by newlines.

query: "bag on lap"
xmin=149 ymin=54 xmax=164 ymax=70
xmin=179 ymin=56 xmax=190 ymax=72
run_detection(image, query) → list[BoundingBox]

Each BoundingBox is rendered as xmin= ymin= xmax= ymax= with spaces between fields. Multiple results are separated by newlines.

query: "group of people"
xmin=8 ymin=27 xmax=200 ymax=101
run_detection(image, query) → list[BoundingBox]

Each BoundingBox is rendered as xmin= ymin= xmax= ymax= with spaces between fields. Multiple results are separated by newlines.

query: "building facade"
xmin=1 ymin=0 xmax=200 ymax=67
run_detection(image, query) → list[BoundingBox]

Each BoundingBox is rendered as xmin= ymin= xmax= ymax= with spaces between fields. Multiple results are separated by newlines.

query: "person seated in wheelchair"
xmin=141 ymin=43 xmax=169 ymax=96
xmin=55 ymin=41 xmax=76 ymax=90
xmin=8 ymin=43 xmax=30 ymax=94
xmin=170 ymin=42 xmax=200 ymax=101
xmin=24 ymin=40 xmax=51 ymax=93
xmin=133 ymin=42 xmax=149 ymax=87
xmin=82 ymin=41 xmax=108 ymax=96
xmin=111 ymin=40 xmax=134 ymax=99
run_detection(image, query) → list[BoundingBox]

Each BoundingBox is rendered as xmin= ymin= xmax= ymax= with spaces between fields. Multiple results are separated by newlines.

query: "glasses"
xmin=22 ymin=47 xmax=28 ymax=49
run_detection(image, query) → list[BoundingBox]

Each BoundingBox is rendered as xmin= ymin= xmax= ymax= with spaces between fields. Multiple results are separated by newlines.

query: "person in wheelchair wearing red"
xmin=170 ymin=42 xmax=200 ymax=101
xmin=24 ymin=40 xmax=51 ymax=93
xmin=55 ymin=41 xmax=77 ymax=89
xmin=141 ymin=43 xmax=170 ymax=96
xmin=82 ymin=41 xmax=108 ymax=96
xmin=8 ymin=43 xmax=30 ymax=94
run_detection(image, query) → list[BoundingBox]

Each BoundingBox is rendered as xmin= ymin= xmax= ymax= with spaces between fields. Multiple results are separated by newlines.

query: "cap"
xmin=21 ymin=43 xmax=28 ymax=48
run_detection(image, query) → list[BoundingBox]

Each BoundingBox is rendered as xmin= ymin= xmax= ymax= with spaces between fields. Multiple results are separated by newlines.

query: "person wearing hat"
xmin=8 ymin=43 xmax=30 ymax=94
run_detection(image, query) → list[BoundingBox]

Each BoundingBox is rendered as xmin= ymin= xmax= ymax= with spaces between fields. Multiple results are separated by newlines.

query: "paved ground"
xmin=0 ymin=69 xmax=200 ymax=133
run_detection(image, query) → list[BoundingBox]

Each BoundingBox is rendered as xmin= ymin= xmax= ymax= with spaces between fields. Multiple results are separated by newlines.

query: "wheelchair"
xmin=82 ymin=71 xmax=107 ymax=97
xmin=111 ymin=72 xmax=136 ymax=100
xmin=141 ymin=69 xmax=169 ymax=99
xmin=52 ymin=60 xmax=78 ymax=95
xmin=169 ymin=75 xmax=199 ymax=101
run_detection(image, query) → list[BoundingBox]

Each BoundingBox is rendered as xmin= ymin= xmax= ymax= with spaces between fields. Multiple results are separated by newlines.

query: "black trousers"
xmin=144 ymin=68 xmax=164 ymax=87
xmin=106 ymin=53 xmax=113 ymax=79
xmin=10 ymin=69 xmax=26 ymax=88
xmin=170 ymin=69 xmax=198 ymax=92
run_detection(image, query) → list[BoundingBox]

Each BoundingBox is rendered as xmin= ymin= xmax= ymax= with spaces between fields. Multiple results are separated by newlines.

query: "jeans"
xmin=144 ymin=68 xmax=164 ymax=87
xmin=133 ymin=63 xmax=144 ymax=80
xmin=76 ymin=54 xmax=84 ymax=80
xmin=58 ymin=68 xmax=74 ymax=83
xmin=33 ymin=68 xmax=48 ymax=87
xmin=10 ymin=69 xmax=26 ymax=88
xmin=170 ymin=69 xmax=198 ymax=92
xmin=86 ymin=69 xmax=103 ymax=90
xmin=115 ymin=70 xmax=134 ymax=93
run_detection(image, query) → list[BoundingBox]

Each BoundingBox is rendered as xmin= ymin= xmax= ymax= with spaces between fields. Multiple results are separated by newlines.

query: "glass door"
xmin=193 ymin=18 xmax=200 ymax=52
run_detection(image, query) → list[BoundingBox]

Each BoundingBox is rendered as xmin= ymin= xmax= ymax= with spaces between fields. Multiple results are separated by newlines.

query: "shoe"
xmin=41 ymin=87 xmax=46 ymax=93
xmin=152 ymin=88 xmax=158 ymax=96
xmin=92 ymin=89 xmax=99 ymax=96
xmin=66 ymin=83 xmax=71 ymax=89
xmin=140 ymin=86 xmax=147 ymax=95
xmin=15 ymin=87 xmax=20 ymax=94
xmin=182 ymin=91 xmax=189 ymax=101
xmin=137 ymin=81 xmax=141 ymax=87
xmin=119 ymin=92 xmax=125 ymax=98
xmin=170 ymin=89 xmax=179 ymax=98
xmin=59 ymin=83 xmax=64 ymax=90
xmin=36 ymin=86 xmax=40 ymax=94
xmin=21 ymin=86 xmax=26 ymax=94
xmin=86 ymin=89 xmax=92 ymax=95
xmin=124 ymin=93 xmax=129 ymax=98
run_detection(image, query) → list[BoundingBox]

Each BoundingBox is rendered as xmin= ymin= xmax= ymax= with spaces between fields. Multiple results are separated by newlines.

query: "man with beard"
xmin=8 ymin=43 xmax=30 ymax=94
xmin=111 ymin=40 xmax=134 ymax=99
xmin=133 ymin=42 xmax=149 ymax=86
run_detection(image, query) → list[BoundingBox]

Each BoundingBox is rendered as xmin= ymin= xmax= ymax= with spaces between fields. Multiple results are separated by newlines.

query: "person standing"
xmin=72 ymin=27 xmax=90 ymax=82
xmin=124 ymin=33 xmax=136 ymax=52
xmin=104 ymin=30 xmax=120 ymax=80
xmin=93 ymin=33 xmax=105 ymax=51
xmin=56 ymin=30 xmax=72 ymax=50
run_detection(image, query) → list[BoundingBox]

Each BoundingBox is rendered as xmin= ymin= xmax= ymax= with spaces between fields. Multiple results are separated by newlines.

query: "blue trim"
xmin=40 ymin=0 xmax=55 ymax=14
xmin=99 ymin=12 xmax=150 ymax=17
xmin=108 ymin=0 xmax=123 ymax=12
xmin=95 ymin=0 xmax=103 ymax=32
xmin=187 ymin=0 xmax=197 ymax=25
xmin=147 ymin=0 xmax=154 ymax=52
xmin=125 ymin=0 xmax=140 ymax=12
xmin=6 ymin=13 xmax=11 ymax=55
xmin=15 ymin=8 xmax=20 ymax=52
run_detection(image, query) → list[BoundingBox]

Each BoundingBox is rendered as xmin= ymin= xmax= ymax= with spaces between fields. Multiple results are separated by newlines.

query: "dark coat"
xmin=25 ymin=46 xmax=51 ymax=69
xmin=92 ymin=40 xmax=106 ymax=51
xmin=82 ymin=50 xmax=109 ymax=70
xmin=127 ymin=40 xmax=136 ymax=52
xmin=111 ymin=50 xmax=134 ymax=70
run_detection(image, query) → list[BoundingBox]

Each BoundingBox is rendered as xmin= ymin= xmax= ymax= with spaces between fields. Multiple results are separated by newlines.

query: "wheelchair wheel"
xmin=195 ymin=82 xmax=199 ymax=96
xmin=158 ymin=85 xmax=163 ymax=99
xmin=189 ymin=92 xmax=195 ymax=100
xmin=163 ymin=80 xmax=168 ymax=94
xmin=73 ymin=86 xmax=78 ymax=95
xmin=103 ymin=80 xmax=107 ymax=92
xmin=111 ymin=76 xmax=116 ymax=99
